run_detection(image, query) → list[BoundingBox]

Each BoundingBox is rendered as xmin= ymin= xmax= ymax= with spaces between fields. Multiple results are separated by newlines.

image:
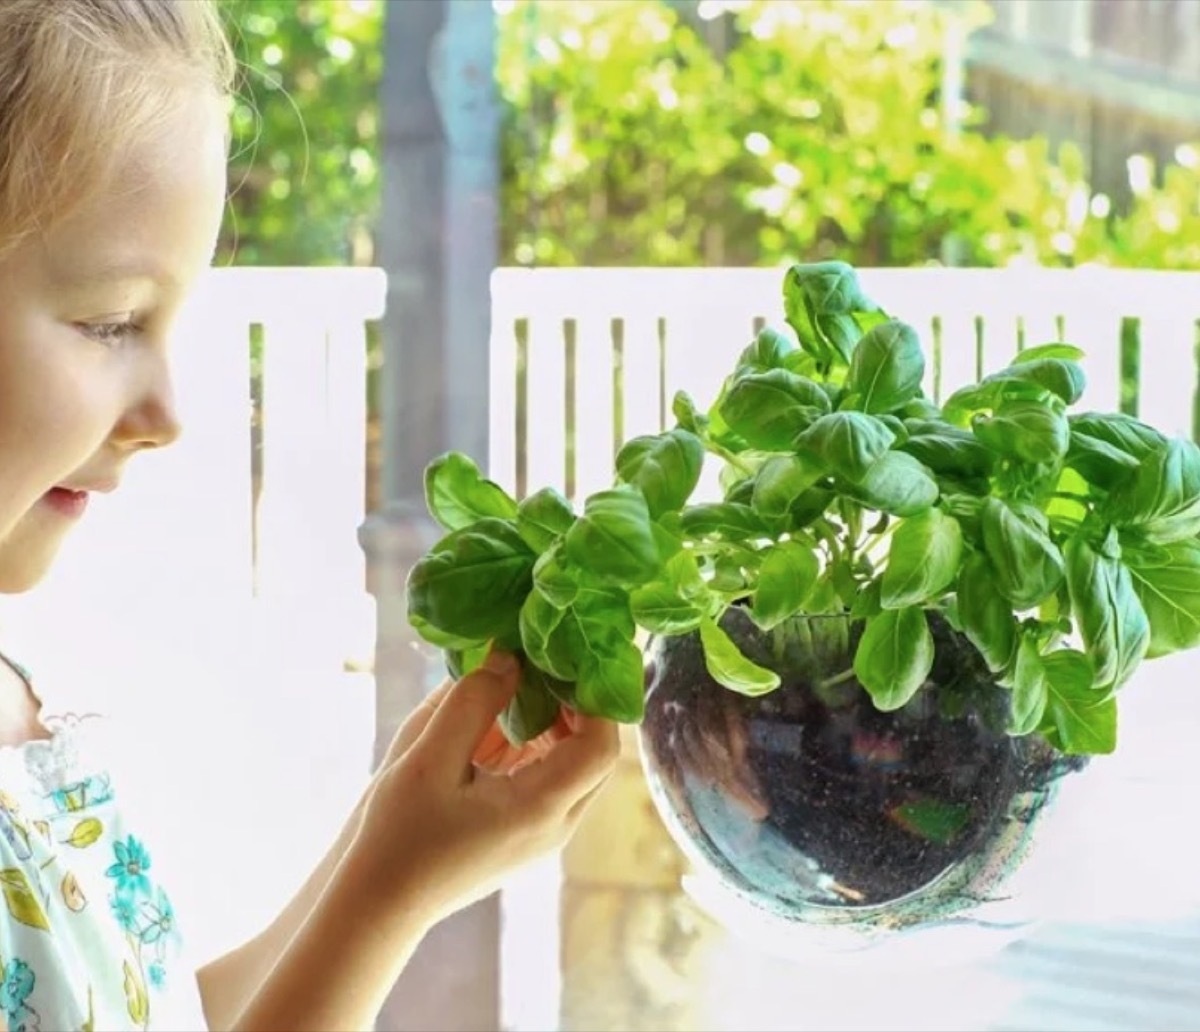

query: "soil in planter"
xmin=643 ymin=610 xmax=1079 ymax=910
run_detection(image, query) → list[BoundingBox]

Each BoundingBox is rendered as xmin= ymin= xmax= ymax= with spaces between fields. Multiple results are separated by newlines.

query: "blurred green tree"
xmin=218 ymin=0 xmax=382 ymax=266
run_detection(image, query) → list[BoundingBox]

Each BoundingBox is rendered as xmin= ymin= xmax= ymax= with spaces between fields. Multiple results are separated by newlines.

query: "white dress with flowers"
xmin=0 ymin=659 xmax=208 ymax=1031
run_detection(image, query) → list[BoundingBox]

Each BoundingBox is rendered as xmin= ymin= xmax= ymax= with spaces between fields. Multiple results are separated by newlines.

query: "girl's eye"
xmin=76 ymin=321 xmax=140 ymax=347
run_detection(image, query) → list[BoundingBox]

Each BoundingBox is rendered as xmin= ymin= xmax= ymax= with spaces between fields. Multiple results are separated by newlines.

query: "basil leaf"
xmin=699 ymin=615 xmax=781 ymax=696
xmin=852 ymin=606 xmax=934 ymax=711
xmin=784 ymin=261 xmax=888 ymax=367
xmin=1068 ymin=412 xmax=1166 ymax=461
xmin=842 ymin=451 xmax=938 ymax=517
xmin=672 ymin=390 xmax=707 ymax=435
xmin=532 ymin=544 xmax=578 ymax=607
xmin=1064 ymin=432 xmax=1139 ymax=490
xmin=845 ymin=319 xmax=926 ymax=414
xmin=751 ymin=453 xmax=825 ymax=520
xmin=881 ymin=507 xmax=963 ymax=608
xmin=980 ymin=498 xmax=1065 ymax=609
xmin=516 ymin=487 xmax=576 ymax=552
xmin=575 ymin=630 xmax=646 ymax=723
xmin=752 ymin=540 xmax=820 ymax=630
xmin=1103 ymin=437 xmax=1200 ymax=545
xmin=498 ymin=665 xmax=564 ymax=745
xmin=564 ymin=486 xmax=661 ymax=586
xmin=1064 ymin=534 xmax=1150 ymax=691
xmin=1040 ymin=649 xmax=1116 ymax=755
xmin=615 ymin=428 xmax=704 ymax=519
xmin=1126 ymin=538 xmax=1200 ymax=657
xmin=680 ymin=502 xmax=771 ymax=540
xmin=796 ymin=411 xmax=896 ymax=481
xmin=718 ymin=369 xmax=830 ymax=450
xmin=1012 ymin=343 xmax=1086 ymax=364
xmin=518 ymin=586 xmax=575 ymax=681
xmin=737 ymin=326 xmax=799 ymax=374
xmin=406 ymin=518 xmax=535 ymax=643
xmin=630 ymin=551 xmax=711 ymax=635
xmin=984 ymin=358 xmax=1086 ymax=406
xmin=973 ymin=399 xmax=1070 ymax=464
xmin=424 ymin=451 xmax=518 ymax=531
xmin=1009 ymin=634 xmax=1048 ymax=736
xmin=955 ymin=553 xmax=1018 ymax=673
xmin=898 ymin=424 xmax=994 ymax=480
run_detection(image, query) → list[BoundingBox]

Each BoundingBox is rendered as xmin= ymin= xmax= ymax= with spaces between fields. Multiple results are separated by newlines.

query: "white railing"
xmin=490 ymin=266 xmax=1200 ymax=505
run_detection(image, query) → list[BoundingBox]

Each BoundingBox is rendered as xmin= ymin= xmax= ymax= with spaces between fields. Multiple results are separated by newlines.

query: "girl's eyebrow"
xmin=51 ymin=252 xmax=178 ymax=289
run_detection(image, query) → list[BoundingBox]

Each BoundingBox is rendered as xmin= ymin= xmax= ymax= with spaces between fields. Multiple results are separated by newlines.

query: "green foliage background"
xmin=217 ymin=0 xmax=1200 ymax=272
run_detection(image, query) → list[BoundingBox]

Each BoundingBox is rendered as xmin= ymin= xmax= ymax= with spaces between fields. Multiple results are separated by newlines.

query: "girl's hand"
xmin=352 ymin=650 xmax=620 ymax=928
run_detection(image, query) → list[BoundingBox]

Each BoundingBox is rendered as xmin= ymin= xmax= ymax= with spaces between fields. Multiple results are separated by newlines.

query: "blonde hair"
xmin=0 ymin=0 xmax=235 ymax=255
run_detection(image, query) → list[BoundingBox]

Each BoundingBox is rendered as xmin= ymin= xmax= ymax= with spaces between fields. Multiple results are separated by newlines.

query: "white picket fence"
xmin=490 ymin=266 xmax=1200 ymax=505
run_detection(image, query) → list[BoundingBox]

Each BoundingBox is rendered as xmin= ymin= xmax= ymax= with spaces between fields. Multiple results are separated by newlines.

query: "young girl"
xmin=0 ymin=1 xmax=619 ymax=1029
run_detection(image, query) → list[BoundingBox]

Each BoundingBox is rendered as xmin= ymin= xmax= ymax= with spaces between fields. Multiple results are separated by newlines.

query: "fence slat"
xmin=1134 ymin=313 xmax=1198 ymax=438
xmin=620 ymin=315 xmax=663 ymax=444
xmin=573 ymin=317 xmax=616 ymax=503
xmin=525 ymin=315 xmax=568 ymax=498
xmin=488 ymin=291 xmax=520 ymax=497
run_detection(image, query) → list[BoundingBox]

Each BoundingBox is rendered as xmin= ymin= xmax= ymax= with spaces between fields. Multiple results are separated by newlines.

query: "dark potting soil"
xmin=643 ymin=609 xmax=1078 ymax=908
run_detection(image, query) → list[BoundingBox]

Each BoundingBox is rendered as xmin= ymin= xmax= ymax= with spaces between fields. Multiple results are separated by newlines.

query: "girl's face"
xmin=0 ymin=89 xmax=228 ymax=592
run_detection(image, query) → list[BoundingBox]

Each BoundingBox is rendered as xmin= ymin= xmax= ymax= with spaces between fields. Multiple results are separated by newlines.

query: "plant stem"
xmin=815 ymin=666 xmax=858 ymax=692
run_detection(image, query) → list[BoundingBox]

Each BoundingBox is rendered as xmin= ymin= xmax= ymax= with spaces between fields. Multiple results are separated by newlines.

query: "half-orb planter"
xmin=638 ymin=608 xmax=1085 ymax=964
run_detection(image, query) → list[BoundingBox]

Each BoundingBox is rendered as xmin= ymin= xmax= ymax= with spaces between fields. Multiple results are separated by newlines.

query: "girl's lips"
xmin=41 ymin=487 xmax=90 ymax=519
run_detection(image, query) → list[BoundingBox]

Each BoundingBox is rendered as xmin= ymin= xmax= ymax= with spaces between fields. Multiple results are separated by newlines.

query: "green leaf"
xmin=737 ymin=326 xmax=798 ymax=373
xmin=718 ymin=369 xmax=830 ymax=450
xmin=616 ymin=428 xmax=704 ymax=518
xmin=532 ymin=544 xmax=578 ymax=607
xmin=889 ymin=799 xmax=971 ymax=845
xmin=853 ymin=606 xmax=934 ymax=711
xmin=516 ymin=487 xmax=576 ymax=552
xmin=1065 ymin=432 xmax=1139 ymax=490
xmin=1068 ymin=412 xmax=1166 ymax=461
xmin=1041 ymin=649 xmax=1116 ymax=755
xmin=1009 ymin=634 xmax=1048 ymax=736
xmin=406 ymin=518 xmax=535 ymax=644
xmin=1103 ymin=437 xmax=1200 ymax=544
xmin=784 ymin=261 xmax=887 ymax=367
xmin=564 ymin=486 xmax=661 ymax=586
xmin=575 ymin=632 xmax=646 ymax=723
xmin=1064 ymin=534 xmax=1151 ymax=691
xmin=519 ymin=587 xmax=575 ymax=681
xmin=787 ymin=486 xmax=836 ymax=529
xmin=845 ymin=319 xmax=926 ymax=414
xmin=955 ymin=553 xmax=1018 ymax=673
xmin=980 ymin=498 xmax=1065 ymax=609
xmin=898 ymin=422 xmax=994 ymax=480
xmin=752 ymin=540 xmax=820 ymax=629
xmin=843 ymin=451 xmax=939 ymax=517
xmin=699 ymin=615 xmax=781 ymax=696
xmin=409 ymin=613 xmax=486 ymax=652
xmin=423 ymin=451 xmax=518 ymax=531
xmin=751 ymin=453 xmax=825 ymax=519
xmin=849 ymin=577 xmax=884 ymax=618
xmin=630 ymin=551 xmax=711 ymax=635
xmin=795 ymin=411 xmax=896 ymax=481
xmin=498 ymin=665 xmax=564 ymax=745
xmin=973 ymin=399 xmax=1070 ymax=464
xmin=1012 ymin=343 xmax=1086 ymax=364
xmin=880 ymin=507 xmax=963 ymax=608
xmin=1126 ymin=538 xmax=1200 ymax=657
xmin=984 ymin=358 xmax=1086 ymax=406
xmin=679 ymin=502 xmax=771 ymax=540
xmin=672 ymin=390 xmax=707 ymax=435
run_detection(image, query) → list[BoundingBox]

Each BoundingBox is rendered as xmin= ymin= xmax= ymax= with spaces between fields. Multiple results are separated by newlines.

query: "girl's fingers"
xmin=511 ymin=712 xmax=620 ymax=812
xmin=412 ymin=650 xmax=522 ymax=782
xmin=383 ymin=677 xmax=455 ymax=765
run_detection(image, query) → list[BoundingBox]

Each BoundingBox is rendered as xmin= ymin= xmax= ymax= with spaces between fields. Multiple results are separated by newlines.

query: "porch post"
xmin=360 ymin=1 xmax=501 ymax=1029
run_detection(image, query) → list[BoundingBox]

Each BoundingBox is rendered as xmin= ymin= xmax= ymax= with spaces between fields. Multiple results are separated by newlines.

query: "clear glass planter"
xmin=637 ymin=608 xmax=1086 ymax=966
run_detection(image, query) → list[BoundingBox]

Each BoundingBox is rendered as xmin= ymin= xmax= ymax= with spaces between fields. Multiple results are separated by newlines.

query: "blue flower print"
xmin=110 ymin=892 xmax=139 ymax=933
xmin=148 ymin=962 xmax=166 ymax=990
xmin=105 ymin=835 xmax=151 ymax=898
xmin=0 ymin=959 xmax=34 ymax=1013
xmin=138 ymin=886 xmax=176 ymax=946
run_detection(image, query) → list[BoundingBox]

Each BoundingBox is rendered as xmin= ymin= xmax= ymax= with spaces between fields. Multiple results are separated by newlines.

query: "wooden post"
xmin=362 ymin=1 xmax=501 ymax=1028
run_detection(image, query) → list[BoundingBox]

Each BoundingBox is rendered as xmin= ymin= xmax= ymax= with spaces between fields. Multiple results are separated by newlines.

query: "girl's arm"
xmin=225 ymin=653 xmax=616 ymax=1032
xmin=197 ymin=680 xmax=456 ymax=1030
xmin=195 ymin=812 xmax=359 ymax=1031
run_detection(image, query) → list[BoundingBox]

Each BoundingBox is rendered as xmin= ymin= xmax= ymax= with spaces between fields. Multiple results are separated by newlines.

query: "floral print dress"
xmin=0 ymin=660 xmax=208 ymax=1031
